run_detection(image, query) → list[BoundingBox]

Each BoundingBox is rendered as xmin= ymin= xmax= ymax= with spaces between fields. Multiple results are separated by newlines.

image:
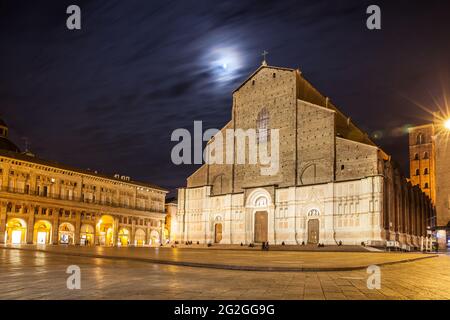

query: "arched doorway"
xmin=118 ymin=228 xmax=130 ymax=247
xmin=254 ymin=211 xmax=268 ymax=243
xmin=80 ymin=224 xmax=94 ymax=246
xmin=58 ymin=222 xmax=75 ymax=244
xmin=307 ymin=219 xmax=320 ymax=244
xmin=135 ymin=228 xmax=146 ymax=246
xmin=97 ymin=215 xmax=114 ymax=246
xmin=34 ymin=220 xmax=52 ymax=245
xmin=214 ymin=223 xmax=223 ymax=243
xmin=5 ymin=218 xmax=27 ymax=244
xmin=150 ymin=230 xmax=159 ymax=246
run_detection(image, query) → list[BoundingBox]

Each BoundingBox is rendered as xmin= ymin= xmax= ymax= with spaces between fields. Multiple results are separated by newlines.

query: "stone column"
xmin=0 ymin=202 xmax=7 ymax=244
xmin=74 ymin=211 xmax=81 ymax=245
xmin=131 ymin=218 xmax=136 ymax=246
xmin=419 ymin=193 xmax=424 ymax=238
xmin=113 ymin=216 xmax=119 ymax=246
xmin=94 ymin=214 xmax=100 ymax=245
xmin=404 ymin=186 xmax=410 ymax=244
xmin=52 ymin=209 xmax=60 ymax=244
xmin=393 ymin=176 xmax=400 ymax=241
xmin=27 ymin=205 xmax=35 ymax=244
xmin=409 ymin=187 xmax=415 ymax=244
xmin=160 ymin=220 xmax=165 ymax=244
xmin=146 ymin=221 xmax=151 ymax=245
xmin=414 ymin=188 xmax=421 ymax=246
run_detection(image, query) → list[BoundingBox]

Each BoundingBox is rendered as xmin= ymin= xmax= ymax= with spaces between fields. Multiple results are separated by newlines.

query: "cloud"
xmin=1 ymin=0 xmax=449 ymax=192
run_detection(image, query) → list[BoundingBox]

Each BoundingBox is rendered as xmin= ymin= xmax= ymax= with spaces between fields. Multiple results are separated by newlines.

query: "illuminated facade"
xmin=0 ymin=118 xmax=168 ymax=246
xmin=164 ymin=198 xmax=178 ymax=242
xmin=177 ymin=64 xmax=435 ymax=250
xmin=409 ymin=114 xmax=450 ymax=249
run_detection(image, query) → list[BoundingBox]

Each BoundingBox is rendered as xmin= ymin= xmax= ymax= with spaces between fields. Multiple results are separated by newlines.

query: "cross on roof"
xmin=261 ymin=50 xmax=268 ymax=65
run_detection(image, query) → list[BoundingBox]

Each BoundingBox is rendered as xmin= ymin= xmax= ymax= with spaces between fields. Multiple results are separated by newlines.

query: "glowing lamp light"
xmin=444 ymin=119 xmax=450 ymax=130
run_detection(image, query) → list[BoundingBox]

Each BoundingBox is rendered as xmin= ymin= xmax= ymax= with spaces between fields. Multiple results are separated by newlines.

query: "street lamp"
xmin=445 ymin=118 xmax=450 ymax=130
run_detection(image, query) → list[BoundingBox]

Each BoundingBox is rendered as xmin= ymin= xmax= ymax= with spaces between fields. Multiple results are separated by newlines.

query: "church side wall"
xmin=335 ymin=137 xmax=379 ymax=181
xmin=435 ymin=134 xmax=450 ymax=227
xmin=297 ymin=100 xmax=335 ymax=185
xmin=186 ymin=165 xmax=208 ymax=188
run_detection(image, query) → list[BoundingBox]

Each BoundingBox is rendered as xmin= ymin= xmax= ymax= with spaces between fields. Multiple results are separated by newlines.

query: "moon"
xmin=206 ymin=46 xmax=243 ymax=84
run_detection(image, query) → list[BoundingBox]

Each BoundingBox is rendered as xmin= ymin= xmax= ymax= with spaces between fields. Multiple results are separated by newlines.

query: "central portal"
xmin=254 ymin=211 xmax=268 ymax=243
xmin=307 ymin=219 xmax=320 ymax=244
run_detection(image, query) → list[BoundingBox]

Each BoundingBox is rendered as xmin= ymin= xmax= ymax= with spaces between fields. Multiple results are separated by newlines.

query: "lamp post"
xmin=445 ymin=119 xmax=450 ymax=130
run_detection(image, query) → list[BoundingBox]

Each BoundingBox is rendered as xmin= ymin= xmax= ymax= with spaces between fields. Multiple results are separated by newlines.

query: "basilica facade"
xmin=0 ymin=118 xmax=168 ymax=247
xmin=176 ymin=63 xmax=435 ymax=250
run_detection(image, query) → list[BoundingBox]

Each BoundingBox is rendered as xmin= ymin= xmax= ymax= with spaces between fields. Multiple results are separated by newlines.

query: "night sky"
xmin=1 ymin=0 xmax=449 ymax=195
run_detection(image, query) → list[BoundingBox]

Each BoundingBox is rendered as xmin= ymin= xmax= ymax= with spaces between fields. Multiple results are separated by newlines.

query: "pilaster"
xmin=74 ymin=211 xmax=81 ymax=245
xmin=52 ymin=209 xmax=59 ymax=244
xmin=0 ymin=202 xmax=7 ymax=244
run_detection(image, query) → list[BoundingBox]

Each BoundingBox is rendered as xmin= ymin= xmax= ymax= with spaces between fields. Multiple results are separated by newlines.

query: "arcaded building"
xmin=0 ymin=118 xmax=168 ymax=246
xmin=409 ymin=115 xmax=450 ymax=250
xmin=176 ymin=63 xmax=435 ymax=250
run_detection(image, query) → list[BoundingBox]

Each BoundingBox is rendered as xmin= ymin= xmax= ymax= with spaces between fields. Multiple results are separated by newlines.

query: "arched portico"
xmin=5 ymin=218 xmax=27 ymax=244
xmin=34 ymin=220 xmax=52 ymax=245
xmin=80 ymin=224 xmax=94 ymax=246
xmin=135 ymin=228 xmax=146 ymax=246
xmin=150 ymin=230 xmax=160 ymax=246
xmin=97 ymin=215 xmax=115 ymax=246
xmin=58 ymin=222 xmax=75 ymax=245
xmin=118 ymin=228 xmax=130 ymax=246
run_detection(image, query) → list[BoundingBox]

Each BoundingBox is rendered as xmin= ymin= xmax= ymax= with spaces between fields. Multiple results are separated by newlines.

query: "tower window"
xmin=416 ymin=133 xmax=424 ymax=145
xmin=423 ymin=152 xmax=429 ymax=159
xmin=424 ymin=183 xmax=429 ymax=189
xmin=415 ymin=169 xmax=420 ymax=176
xmin=424 ymin=168 xmax=429 ymax=175
xmin=414 ymin=153 xmax=419 ymax=160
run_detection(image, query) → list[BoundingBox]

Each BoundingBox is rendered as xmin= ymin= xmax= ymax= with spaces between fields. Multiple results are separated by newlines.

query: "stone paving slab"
xmin=0 ymin=245 xmax=438 ymax=272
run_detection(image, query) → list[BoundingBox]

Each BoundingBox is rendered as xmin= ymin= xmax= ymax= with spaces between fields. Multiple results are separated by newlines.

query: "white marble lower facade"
xmin=175 ymin=176 xmax=392 ymax=246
